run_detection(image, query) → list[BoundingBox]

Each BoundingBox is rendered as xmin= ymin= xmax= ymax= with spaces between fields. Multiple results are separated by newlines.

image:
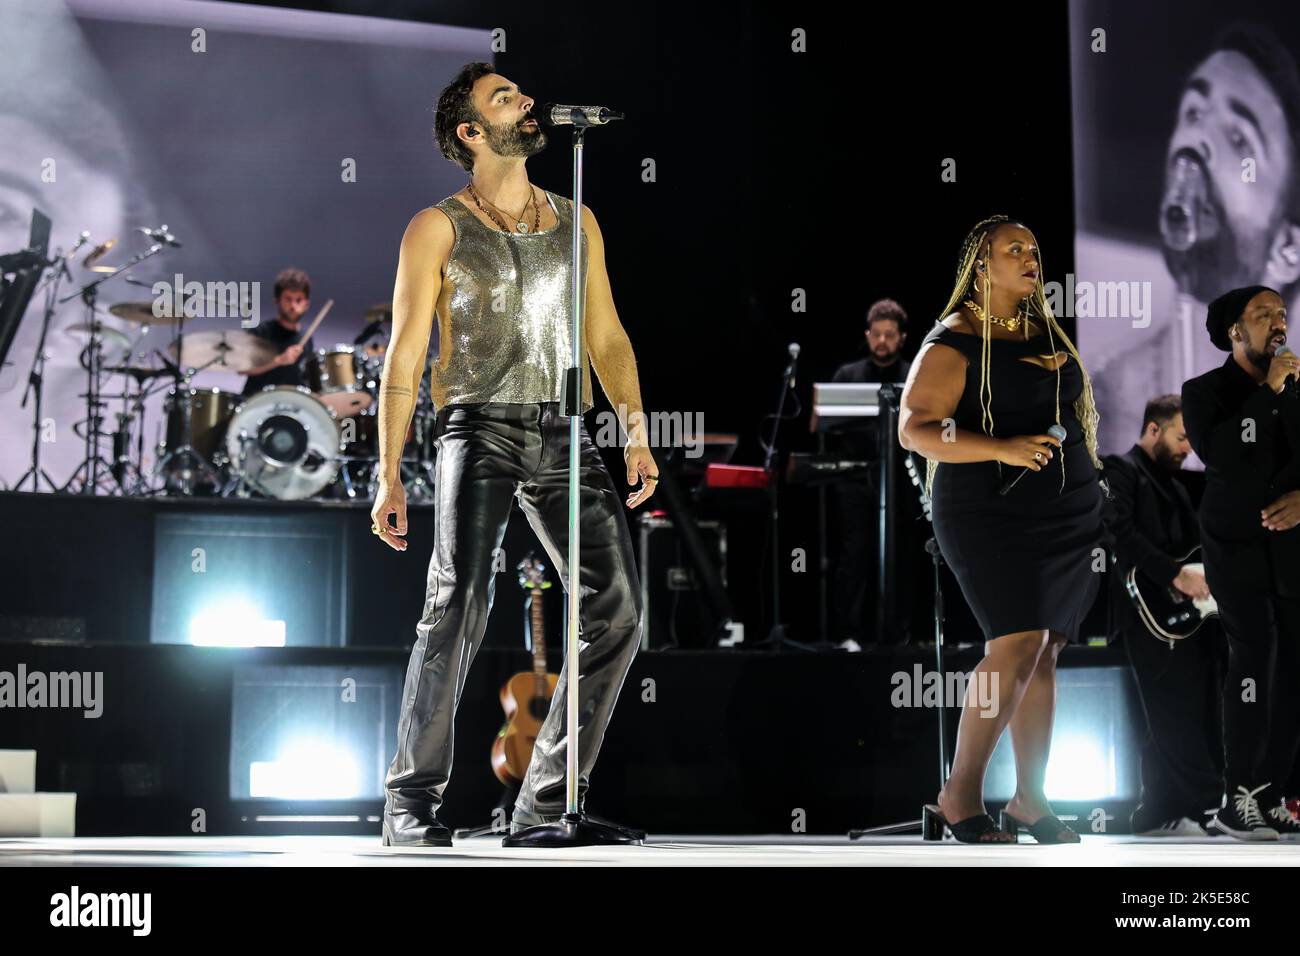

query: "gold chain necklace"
xmin=467 ymin=182 xmax=541 ymax=234
xmin=964 ymin=298 xmax=1029 ymax=336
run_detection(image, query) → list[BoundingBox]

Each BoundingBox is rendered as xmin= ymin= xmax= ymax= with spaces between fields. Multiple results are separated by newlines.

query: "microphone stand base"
xmin=501 ymin=812 xmax=642 ymax=848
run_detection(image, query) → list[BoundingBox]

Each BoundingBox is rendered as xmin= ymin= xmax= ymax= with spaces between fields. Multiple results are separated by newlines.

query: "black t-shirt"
xmin=826 ymin=355 xmax=911 ymax=459
xmin=830 ymin=356 xmax=910 ymax=386
xmin=242 ymin=319 xmax=316 ymax=396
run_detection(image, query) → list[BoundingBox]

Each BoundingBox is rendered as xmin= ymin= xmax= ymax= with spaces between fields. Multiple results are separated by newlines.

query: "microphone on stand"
xmin=784 ymin=342 xmax=800 ymax=388
xmin=537 ymin=103 xmax=625 ymax=127
xmin=138 ymin=225 xmax=182 ymax=248
xmin=998 ymin=423 xmax=1067 ymax=496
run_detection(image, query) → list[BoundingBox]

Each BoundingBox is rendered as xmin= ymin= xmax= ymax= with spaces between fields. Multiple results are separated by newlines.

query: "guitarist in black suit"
xmin=1181 ymin=286 xmax=1300 ymax=840
xmin=1102 ymin=395 xmax=1225 ymax=837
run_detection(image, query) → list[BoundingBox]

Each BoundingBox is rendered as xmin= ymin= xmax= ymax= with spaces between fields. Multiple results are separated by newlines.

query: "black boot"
xmin=382 ymin=807 xmax=454 ymax=847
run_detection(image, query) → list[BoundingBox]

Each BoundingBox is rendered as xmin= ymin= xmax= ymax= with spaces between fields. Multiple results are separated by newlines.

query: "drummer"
xmin=241 ymin=267 xmax=317 ymax=396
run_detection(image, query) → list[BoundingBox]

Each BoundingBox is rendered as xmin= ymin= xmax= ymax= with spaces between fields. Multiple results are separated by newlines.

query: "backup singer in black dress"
xmin=899 ymin=216 xmax=1106 ymax=843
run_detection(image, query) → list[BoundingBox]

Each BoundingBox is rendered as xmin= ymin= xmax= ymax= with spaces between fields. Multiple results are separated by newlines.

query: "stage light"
xmin=249 ymin=738 xmax=363 ymax=800
xmin=1045 ymin=733 xmax=1115 ymax=801
xmin=985 ymin=665 xmax=1138 ymax=803
xmin=229 ymin=663 xmax=400 ymax=804
xmin=188 ymin=598 xmax=286 ymax=647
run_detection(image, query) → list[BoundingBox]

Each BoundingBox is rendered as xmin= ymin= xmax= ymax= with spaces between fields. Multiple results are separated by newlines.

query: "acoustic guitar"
xmin=491 ymin=554 xmax=560 ymax=787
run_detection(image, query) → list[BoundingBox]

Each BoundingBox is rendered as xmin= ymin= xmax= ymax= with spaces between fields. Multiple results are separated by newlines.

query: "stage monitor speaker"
xmin=637 ymin=515 xmax=728 ymax=650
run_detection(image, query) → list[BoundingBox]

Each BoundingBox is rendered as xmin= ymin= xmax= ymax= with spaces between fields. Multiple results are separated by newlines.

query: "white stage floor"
xmin=2 ymin=834 xmax=1299 ymax=866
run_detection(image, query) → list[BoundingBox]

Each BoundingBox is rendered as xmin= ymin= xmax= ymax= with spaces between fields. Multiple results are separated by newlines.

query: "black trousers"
xmin=831 ymin=478 xmax=876 ymax=642
xmin=1119 ymin=601 xmax=1226 ymax=829
xmin=384 ymin=402 xmax=643 ymax=821
xmin=1211 ymin=581 xmax=1300 ymax=797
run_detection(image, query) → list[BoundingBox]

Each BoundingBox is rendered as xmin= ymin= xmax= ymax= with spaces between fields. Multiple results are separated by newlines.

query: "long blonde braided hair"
xmin=923 ymin=215 xmax=1102 ymax=494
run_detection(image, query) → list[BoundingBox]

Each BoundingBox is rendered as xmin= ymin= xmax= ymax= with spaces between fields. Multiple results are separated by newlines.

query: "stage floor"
xmin=2 ymin=834 xmax=1298 ymax=866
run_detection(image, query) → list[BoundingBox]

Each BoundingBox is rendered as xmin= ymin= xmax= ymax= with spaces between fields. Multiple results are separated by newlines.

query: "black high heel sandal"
xmin=998 ymin=809 xmax=1080 ymax=844
xmin=922 ymin=804 xmax=1016 ymax=843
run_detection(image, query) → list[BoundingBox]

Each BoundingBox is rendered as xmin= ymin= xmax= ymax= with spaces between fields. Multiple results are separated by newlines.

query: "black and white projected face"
xmin=1162 ymin=50 xmax=1296 ymax=302
xmin=1069 ymin=0 xmax=1300 ymax=456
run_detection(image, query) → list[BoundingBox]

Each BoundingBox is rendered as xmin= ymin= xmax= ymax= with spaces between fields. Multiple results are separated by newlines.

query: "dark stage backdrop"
xmin=1 ymin=0 xmax=1082 ymax=645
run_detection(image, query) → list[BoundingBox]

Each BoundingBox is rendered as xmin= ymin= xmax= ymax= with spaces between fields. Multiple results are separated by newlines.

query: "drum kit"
xmin=12 ymin=221 xmax=437 ymax=501
xmin=111 ymin=303 xmax=438 ymax=501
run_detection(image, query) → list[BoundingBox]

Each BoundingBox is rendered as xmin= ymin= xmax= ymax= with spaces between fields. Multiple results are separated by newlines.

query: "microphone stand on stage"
xmin=503 ymin=103 xmax=639 ymax=848
xmin=13 ymin=227 xmax=76 ymax=494
xmin=57 ymin=228 xmax=175 ymax=495
xmin=849 ymin=446 xmax=950 ymax=839
xmin=754 ymin=342 xmax=816 ymax=652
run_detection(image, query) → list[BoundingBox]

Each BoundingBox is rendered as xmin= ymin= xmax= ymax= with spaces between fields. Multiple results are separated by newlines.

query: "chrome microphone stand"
xmin=503 ymin=107 xmax=638 ymax=848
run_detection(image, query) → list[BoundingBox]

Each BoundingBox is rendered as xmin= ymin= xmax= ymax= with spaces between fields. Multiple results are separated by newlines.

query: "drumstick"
xmin=296 ymin=299 xmax=334 ymax=346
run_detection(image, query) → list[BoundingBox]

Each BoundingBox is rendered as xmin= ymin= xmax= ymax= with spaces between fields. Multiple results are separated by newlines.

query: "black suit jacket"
xmin=1101 ymin=445 xmax=1199 ymax=639
xmin=1102 ymin=445 xmax=1198 ymax=586
xmin=1181 ymin=356 xmax=1300 ymax=597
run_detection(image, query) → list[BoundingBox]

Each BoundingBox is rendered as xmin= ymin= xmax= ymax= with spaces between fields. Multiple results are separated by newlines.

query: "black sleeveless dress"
xmin=921 ymin=323 xmax=1105 ymax=642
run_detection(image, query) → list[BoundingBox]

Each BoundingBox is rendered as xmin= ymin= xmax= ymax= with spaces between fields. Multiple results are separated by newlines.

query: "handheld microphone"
xmin=1276 ymin=344 xmax=1300 ymax=397
xmin=998 ymin=423 xmax=1067 ymax=495
xmin=538 ymin=103 xmax=625 ymax=127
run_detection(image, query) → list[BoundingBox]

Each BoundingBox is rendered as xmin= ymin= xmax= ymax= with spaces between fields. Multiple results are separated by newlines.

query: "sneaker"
xmin=1208 ymin=784 xmax=1280 ymax=841
xmin=1134 ymin=817 xmax=1209 ymax=837
xmin=1267 ymin=799 xmax=1300 ymax=842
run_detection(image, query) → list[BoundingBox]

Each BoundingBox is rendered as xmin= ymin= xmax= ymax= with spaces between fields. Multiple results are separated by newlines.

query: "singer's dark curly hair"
xmin=434 ymin=61 xmax=495 ymax=173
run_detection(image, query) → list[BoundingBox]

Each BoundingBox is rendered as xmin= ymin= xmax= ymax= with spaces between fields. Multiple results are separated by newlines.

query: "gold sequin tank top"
xmin=428 ymin=188 xmax=594 ymax=412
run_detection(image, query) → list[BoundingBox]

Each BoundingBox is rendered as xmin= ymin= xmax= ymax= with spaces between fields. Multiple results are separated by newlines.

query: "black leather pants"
xmin=384 ymin=401 xmax=643 ymax=824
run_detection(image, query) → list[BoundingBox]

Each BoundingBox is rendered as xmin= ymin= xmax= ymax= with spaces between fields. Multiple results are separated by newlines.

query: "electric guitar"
xmin=490 ymin=554 xmax=560 ymax=787
xmin=1124 ymin=546 xmax=1219 ymax=643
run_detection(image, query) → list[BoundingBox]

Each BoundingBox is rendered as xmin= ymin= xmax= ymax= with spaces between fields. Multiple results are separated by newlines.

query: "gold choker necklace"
xmin=964 ymin=299 xmax=1028 ymax=334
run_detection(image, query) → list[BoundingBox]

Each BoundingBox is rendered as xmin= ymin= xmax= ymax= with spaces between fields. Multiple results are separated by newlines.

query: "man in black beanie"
xmin=1182 ymin=285 xmax=1300 ymax=839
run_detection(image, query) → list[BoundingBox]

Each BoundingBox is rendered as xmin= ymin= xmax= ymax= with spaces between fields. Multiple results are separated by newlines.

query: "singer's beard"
xmin=481 ymin=118 xmax=548 ymax=159
xmin=1243 ymin=338 xmax=1282 ymax=372
xmin=1152 ymin=441 xmax=1186 ymax=472
xmin=1161 ymin=220 xmax=1268 ymax=302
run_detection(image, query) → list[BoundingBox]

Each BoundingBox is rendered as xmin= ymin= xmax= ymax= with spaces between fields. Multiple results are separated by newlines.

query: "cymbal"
xmin=165 ymin=330 xmax=277 ymax=373
xmin=63 ymin=322 xmax=131 ymax=351
xmin=109 ymin=301 xmax=179 ymax=326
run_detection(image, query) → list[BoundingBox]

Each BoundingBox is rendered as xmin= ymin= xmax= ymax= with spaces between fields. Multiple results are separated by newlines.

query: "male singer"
xmin=371 ymin=63 xmax=656 ymax=846
xmin=1181 ymin=285 xmax=1300 ymax=839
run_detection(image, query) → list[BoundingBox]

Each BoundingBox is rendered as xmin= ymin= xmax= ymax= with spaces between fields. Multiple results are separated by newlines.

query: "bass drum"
xmin=224 ymin=386 xmax=341 ymax=500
